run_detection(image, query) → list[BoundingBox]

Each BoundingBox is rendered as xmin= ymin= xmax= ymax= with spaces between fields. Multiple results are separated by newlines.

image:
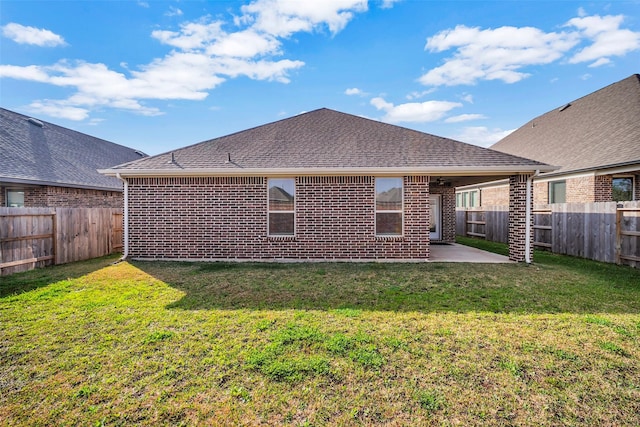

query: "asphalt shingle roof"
xmin=491 ymin=74 xmax=640 ymax=175
xmin=107 ymin=108 xmax=549 ymax=173
xmin=0 ymin=107 xmax=146 ymax=190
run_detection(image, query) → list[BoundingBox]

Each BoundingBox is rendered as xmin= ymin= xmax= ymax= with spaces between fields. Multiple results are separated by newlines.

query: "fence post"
xmin=615 ymin=208 xmax=622 ymax=265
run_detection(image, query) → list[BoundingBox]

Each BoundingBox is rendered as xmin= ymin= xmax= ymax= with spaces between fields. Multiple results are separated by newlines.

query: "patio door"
xmin=429 ymin=194 xmax=441 ymax=240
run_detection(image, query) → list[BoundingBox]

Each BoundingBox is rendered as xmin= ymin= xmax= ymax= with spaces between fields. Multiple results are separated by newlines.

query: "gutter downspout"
xmin=116 ymin=173 xmax=129 ymax=262
xmin=525 ymin=170 xmax=540 ymax=264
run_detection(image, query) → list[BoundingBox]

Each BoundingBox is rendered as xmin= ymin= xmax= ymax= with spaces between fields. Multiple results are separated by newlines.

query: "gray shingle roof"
xmin=491 ymin=74 xmax=640 ymax=175
xmin=0 ymin=107 xmax=146 ymax=190
xmin=105 ymin=108 xmax=550 ymax=175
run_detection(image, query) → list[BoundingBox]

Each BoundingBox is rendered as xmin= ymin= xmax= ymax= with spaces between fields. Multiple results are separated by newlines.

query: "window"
xmin=376 ymin=177 xmax=403 ymax=235
xmin=268 ymin=178 xmax=295 ymax=236
xmin=612 ymin=177 xmax=634 ymax=201
xmin=455 ymin=190 xmax=479 ymax=208
xmin=6 ymin=189 xmax=25 ymax=207
xmin=549 ymin=180 xmax=566 ymax=203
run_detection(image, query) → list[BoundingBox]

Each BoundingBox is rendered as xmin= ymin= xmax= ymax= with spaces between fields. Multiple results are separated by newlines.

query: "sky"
xmin=1 ymin=1 xmax=639 ymax=156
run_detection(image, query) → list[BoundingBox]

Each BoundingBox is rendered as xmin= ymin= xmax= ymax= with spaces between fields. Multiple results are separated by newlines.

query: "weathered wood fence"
xmin=0 ymin=208 xmax=123 ymax=276
xmin=456 ymin=201 xmax=640 ymax=267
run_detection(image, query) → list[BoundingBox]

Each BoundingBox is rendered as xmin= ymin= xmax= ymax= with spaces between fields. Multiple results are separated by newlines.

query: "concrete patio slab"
xmin=429 ymin=243 xmax=513 ymax=263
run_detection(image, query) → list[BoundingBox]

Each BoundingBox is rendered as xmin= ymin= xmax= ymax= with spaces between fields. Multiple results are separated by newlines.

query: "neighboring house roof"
xmin=0 ymin=107 xmax=146 ymax=191
xmin=491 ymin=74 xmax=640 ymax=176
xmin=102 ymin=108 xmax=553 ymax=182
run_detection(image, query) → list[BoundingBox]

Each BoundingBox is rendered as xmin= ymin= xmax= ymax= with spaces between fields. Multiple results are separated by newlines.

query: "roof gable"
xmin=0 ymin=108 xmax=146 ymax=190
xmin=491 ymin=74 xmax=640 ymax=175
xmin=105 ymin=108 xmax=550 ymax=175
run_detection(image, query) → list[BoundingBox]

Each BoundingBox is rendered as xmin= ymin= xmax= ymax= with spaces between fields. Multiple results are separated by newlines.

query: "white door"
xmin=429 ymin=195 xmax=442 ymax=240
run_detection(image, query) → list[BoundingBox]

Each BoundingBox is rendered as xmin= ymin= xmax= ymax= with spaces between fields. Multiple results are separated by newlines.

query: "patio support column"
xmin=508 ymin=174 xmax=533 ymax=262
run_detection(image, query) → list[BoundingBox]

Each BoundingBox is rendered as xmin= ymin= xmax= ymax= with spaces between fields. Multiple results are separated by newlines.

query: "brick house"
xmin=100 ymin=108 xmax=553 ymax=262
xmin=1 ymin=107 xmax=146 ymax=208
xmin=457 ymin=74 xmax=640 ymax=207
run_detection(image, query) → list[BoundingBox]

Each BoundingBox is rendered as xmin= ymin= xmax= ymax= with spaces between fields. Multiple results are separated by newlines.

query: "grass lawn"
xmin=1 ymin=241 xmax=639 ymax=426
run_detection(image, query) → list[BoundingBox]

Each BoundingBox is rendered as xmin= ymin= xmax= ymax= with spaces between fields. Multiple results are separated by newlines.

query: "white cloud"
xmin=406 ymin=88 xmax=436 ymax=100
xmin=459 ymin=94 xmax=473 ymax=104
xmin=566 ymin=14 xmax=640 ymax=66
xmin=371 ymin=97 xmax=462 ymax=123
xmin=420 ymin=25 xmax=579 ymax=86
xmin=241 ymin=0 xmax=368 ymax=37
xmin=345 ymin=87 xmax=365 ymax=96
xmin=380 ymin=0 xmax=401 ymax=9
xmin=0 ymin=1 xmax=365 ymax=120
xmin=444 ymin=113 xmax=486 ymax=123
xmin=28 ymin=101 xmax=90 ymax=121
xmin=420 ymin=12 xmax=640 ymax=87
xmin=2 ymin=23 xmax=65 ymax=47
xmin=453 ymin=126 xmax=515 ymax=147
xmin=165 ymin=6 xmax=184 ymax=17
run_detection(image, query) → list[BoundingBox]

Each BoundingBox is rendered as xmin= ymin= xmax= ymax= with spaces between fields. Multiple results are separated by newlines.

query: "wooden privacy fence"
xmin=0 ymin=207 xmax=123 ymax=276
xmin=456 ymin=201 xmax=640 ymax=267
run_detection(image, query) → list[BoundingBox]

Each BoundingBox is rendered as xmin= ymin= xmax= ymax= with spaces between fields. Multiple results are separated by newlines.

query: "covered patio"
xmin=429 ymin=243 xmax=512 ymax=263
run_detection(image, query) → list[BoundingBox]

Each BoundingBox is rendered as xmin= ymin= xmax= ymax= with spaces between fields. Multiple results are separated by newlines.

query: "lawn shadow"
xmin=132 ymin=260 xmax=640 ymax=315
xmin=0 ymin=254 xmax=121 ymax=298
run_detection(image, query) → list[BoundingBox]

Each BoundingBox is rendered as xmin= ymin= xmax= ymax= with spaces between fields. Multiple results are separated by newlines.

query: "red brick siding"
xmin=2 ymin=185 xmax=122 ymax=208
xmin=636 ymin=175 xmax=640 ymax=201
xmin=126 ymin=176 xmax=431 ymax=260
xmin=0 ymin=188 xmax=5 ymax=207
xmin=508 ymin=174 xmax=533 ymax=262
xmin=33 ymin=186 xmax=123 ymax=208
xmin=430 ymin=185 xmax=456 ymax=243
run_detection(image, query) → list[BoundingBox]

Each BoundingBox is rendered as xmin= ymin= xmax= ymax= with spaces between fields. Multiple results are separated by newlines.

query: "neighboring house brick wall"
xmin=480 ymin=185 xmax=509 ymax=207
xmin=126 ymin=176 xmax=431 ymax=260
xmin=0 ymin=189 xmax=5 ymax=207
xmin=16 ymin=186 xmax=123 ymax=208
xmin=533 ymin=181 xmax=548 ymax=204
xmin=593 ymin=175 xmax=613 ymax=202
xmin=636 ymin=175 xmax=640 ymax=200
xmin=430 ymin=185 xmax=455 ymax=243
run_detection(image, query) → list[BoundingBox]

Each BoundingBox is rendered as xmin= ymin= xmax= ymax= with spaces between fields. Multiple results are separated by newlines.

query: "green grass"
xmin=1 ymin=248 xmax=639 ymax=426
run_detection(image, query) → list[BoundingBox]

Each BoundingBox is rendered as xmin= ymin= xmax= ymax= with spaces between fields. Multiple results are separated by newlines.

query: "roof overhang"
xmin=99 ymin=165 xmax=557 ymax=179
xmin=0 ymin=176 xmax=123 ymax=192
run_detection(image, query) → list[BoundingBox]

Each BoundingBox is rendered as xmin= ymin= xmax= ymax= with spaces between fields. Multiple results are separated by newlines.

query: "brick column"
xmin=508 ymin=174 xmax=533 ymax=262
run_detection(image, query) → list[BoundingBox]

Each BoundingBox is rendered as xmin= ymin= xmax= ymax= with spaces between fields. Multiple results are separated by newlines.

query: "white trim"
xmin=267 ymin=178 xmax=296 ymax=237
xmin=99 ymin=165 xmax=555 ymax=178
xmin=115 ymin=173 xmax=129 ymax=261
xmin=375 ymin=177 xmax=404 ymax=237
xmin=429 ymin=194 xmax=442 ymax=240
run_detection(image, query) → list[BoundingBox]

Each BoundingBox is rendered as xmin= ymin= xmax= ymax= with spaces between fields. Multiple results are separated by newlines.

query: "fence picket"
xmin=457 ymin=201 xmax=640 ymax=268
xmin=0 ymin=207 xmax=123 ymax=276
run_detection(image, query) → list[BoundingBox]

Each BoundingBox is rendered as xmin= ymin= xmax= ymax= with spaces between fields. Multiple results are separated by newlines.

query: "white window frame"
xmin=375 ymin=177 xmax=404 ymax=236
xmin=267 ymin=178 xmax=296 ymax=237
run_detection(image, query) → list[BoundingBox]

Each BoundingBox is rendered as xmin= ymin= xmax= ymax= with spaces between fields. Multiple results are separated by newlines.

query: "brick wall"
xmin=479 ymin=185 xmax=509 ymax=207
xmin=0 ymin=188 xmax=5 ymax=207
xmin=25 ymin=186 xmax=123 ymax=208
xmin=636 ymin=175 xmax=640 ymax=201
xmin=430 ymin=185 xmax=455 ymax=243
xmin=533 ymin=181 xmax=548 ymax=204
xmin=126 ymin=176 xmax=431 ymax=261
xmin=508 ymin=174 xmax=533 ymax=262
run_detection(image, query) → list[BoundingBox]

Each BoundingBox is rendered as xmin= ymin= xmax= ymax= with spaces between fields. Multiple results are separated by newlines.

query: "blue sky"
xmin=1 ymin=1 xmax=639 ymax=156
